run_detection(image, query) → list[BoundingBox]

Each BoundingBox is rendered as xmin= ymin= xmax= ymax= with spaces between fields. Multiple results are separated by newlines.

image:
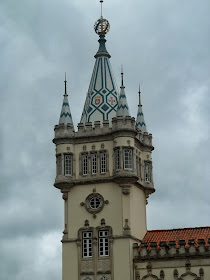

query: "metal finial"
xmin=64 ymin=72 xmax=68 ymax=96
xmin=138 ymin=84 xmax=142 ymax=106
xmin=121 ymin=65 xmax=124 ymax=87
xmin=100 ymin=0 xmax=103 ymax=18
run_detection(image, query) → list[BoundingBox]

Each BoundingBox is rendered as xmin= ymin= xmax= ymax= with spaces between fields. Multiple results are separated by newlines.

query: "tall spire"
xmin=80 ymin=1 xmax=118 ymax=125
xmin=136 ymin=85 xmax=147 ymax=132
xmin=116 ymin=69 xmax=130 ymax=117
xmin=59 ymin=74 xmax=74 ymax=127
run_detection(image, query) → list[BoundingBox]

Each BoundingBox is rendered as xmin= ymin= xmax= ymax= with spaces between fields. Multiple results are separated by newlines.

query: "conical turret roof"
xmin=136 ymin=86 xmax=147 ymax=133
xmin=59 ymin=76 xmax=74 ymax=127
xmin=116 ymin=71 xmax=130 ymax=117
xmin=80 ymin=17 xmax=118 ymax=125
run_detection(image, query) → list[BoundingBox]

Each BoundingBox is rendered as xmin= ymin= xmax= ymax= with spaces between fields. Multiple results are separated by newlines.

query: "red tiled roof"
xmin=141 ymin=227 xmax=210 ymax=249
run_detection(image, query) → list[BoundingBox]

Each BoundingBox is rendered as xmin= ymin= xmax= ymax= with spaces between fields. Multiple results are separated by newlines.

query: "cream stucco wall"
xmin=54 ymin=126 xmax=154 ymax=280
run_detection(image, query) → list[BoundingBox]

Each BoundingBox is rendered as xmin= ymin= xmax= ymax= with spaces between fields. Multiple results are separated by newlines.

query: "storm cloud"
xmin=0 ymin=0 xmax=209 ymax=279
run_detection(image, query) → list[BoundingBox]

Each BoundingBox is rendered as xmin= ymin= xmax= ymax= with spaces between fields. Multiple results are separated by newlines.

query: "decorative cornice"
xmin=54 ymin=174 xmax=155 ymax=196
xmin=135 ymin=238 xmax=210 ymax=261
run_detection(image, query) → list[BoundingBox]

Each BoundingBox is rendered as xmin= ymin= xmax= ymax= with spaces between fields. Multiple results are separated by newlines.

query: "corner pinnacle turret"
xmin=116 ymin=68 xmax=130 ymax=117
xmin=59 ymin=74 xmax=74 ymax=127
xmin=136 ymin=85 xmax=147 ymax=132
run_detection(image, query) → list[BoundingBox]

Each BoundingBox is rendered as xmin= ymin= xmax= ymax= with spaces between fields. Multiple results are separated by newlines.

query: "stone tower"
xmin=53 ymin=3 xmax=154 ymax=280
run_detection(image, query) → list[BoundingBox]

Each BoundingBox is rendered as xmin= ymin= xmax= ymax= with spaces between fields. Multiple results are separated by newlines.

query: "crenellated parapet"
xmin=135 ymin=238 xmax=210 ymax=260
xmin=53 ymin=116 xmax=153 ymax=149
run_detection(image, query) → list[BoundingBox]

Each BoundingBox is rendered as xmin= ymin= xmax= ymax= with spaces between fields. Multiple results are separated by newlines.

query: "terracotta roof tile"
xmin=141 ymin=227 xmax=210 ymax=250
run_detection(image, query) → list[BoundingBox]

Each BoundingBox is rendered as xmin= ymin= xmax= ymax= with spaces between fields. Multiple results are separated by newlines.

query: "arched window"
xmin=56 ymin=154 xmax=62 ymax=175
xmin=82 ymin=153 xmax=88 ymax=175
xmin=123 ymin=148 xmax=133 ymax=170
xmin=82 ymin=231 xmax=93 ymax=258
xmin=64 ymin=154 xmax=73 ymax=176
xmin=115 ymin=148 xmax=120 ymax=170
xmin=91 ymin=152 xmax=97 ymax=174
xmin=98 ymin=230 xmax=109 ymax=257
xmin=100 ymin=151 xmax=106 ymax=174
xmin=144 ymin=161 xmax=151 ymax=182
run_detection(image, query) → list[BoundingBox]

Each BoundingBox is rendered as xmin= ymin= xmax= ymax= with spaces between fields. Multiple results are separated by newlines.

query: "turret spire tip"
xmin=138 ymin=84 xmax=142 ymax=106
xmin=121 ymin=65 xmax=124 ymax=88
xmin=64 ymin=72 xmax=68 ymax=96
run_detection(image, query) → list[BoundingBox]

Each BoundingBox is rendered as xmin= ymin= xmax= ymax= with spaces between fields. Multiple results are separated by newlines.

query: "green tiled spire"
xmin=59 ymin=75 xmax=74 ymax=127
xmin=136 ymin=85 xmax=147 ymax=133
xmin=116 ymin=70 xmax=130 ymax=117
xmin=80 ymin=13 xmax=118 ymax=125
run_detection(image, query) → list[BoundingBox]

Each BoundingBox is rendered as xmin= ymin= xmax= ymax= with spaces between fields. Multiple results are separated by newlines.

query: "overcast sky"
xmin=0 ymin=0 xmax=209 ymax=279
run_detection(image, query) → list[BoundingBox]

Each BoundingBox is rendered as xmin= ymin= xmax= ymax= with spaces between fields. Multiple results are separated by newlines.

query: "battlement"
xmin=54 ymin=117 xmax=153 ymax=146
xmin=133 ymin=238 xmax=210 ymax=260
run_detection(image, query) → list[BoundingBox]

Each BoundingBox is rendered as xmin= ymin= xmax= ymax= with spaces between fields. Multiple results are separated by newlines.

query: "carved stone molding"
xmin=81 ymin=260 xmax=94 ymax=273
xmin=62 ymin=192 xmax=68 ymax=200
xmin=62 ymin=223 xmax=68 ymax=239
xmin=123 ymin=219 xmax=131 ymax=235
xmin=141 ymin=262 xmax=163 ymax=280
xmin=173 ymin=260 xmax=204 ymax=280
xmin=120 ymin=184 xmax=131 ymax=194
xmin=97 ymin=259 xmax=111 ymax=272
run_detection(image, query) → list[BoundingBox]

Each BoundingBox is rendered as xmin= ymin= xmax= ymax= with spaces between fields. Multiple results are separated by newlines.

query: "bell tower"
xmin=53 ymin=2 xmax=155 ymax=280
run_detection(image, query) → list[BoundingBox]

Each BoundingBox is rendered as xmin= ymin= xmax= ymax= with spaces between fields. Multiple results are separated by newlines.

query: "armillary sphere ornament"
xmin=94 ymin=18 xmax=110 ymax=35
xmin=94 ymin=0 xmax=110 ymax=35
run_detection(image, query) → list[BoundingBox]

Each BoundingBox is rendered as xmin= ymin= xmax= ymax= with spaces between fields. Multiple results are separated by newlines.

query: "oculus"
xmin=85 ymin=193 xmax=104 ymax=214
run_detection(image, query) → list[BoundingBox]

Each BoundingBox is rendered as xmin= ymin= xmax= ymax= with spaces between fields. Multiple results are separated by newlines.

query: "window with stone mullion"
xmin=100 ymin=152 xmax=106 ymax=174
xmin=98 ymin=230 xmax=109 ymax=257
xmin=56 ymin=155 xmax=62 ymax=175
xmin=91 ymin=153 xmax=97 ymax=174
xmin=82 ymin=231 xmax=93 ymax=258
xmin=82 ymin=154 xmax=88 ymax=175
xmin=123 ymin=148 xmax=133 ymax=170
xmin=144 ymin=161 xmax=151 ymax=182
xmin=115 ymin=149 xmax=120 ymax=171
xmin=64 ymin=154 xmax=72 ymax=176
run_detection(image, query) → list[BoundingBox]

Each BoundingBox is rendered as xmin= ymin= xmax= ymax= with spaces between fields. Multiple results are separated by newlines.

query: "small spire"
xmin=116 ymin=71 xmax=130 ymax=117
xmin=136 ymin=85 xmax=147 ymax=133
xmin=138 ymin=84 xmax=142 ymax=106
xmin=100 ymin=0 xmax=103 ymax=18
xmin=59 ymin=76 xmax=74 ymax=127
xmin=64 ymin=72 xmax=68 ymax=96
xmin=121 ymin=65 xmax=124 ymax=88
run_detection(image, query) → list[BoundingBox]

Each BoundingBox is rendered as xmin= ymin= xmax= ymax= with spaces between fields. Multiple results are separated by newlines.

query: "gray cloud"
xmin=0 ymin=0 xmax=209 ymax=279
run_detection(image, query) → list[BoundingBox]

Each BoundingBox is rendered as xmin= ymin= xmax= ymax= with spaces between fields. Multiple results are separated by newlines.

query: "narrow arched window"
xmin=100 ymin=152 xmax=106 ymax=174
xmin=91 ymin=153 xmax=97 ymax=174
xmin=144 ymin=161 xmax=151 ymax=182
xmin=82 ymin=154 xmax=88 ymax=175
xmin=98 ymin=230 xmax=109 ymax=257
xmin=56 ymin=154 xmax=62 ymax=175
xmin=123 ymin=148 xmax=133 ymax=170
xmin=64 ymin=154 xmax=73 ymax=176
xmin=115 ymin=149 xmax=120 ymax=170
xmin=82 ymin=231 xmax=93 ymax=258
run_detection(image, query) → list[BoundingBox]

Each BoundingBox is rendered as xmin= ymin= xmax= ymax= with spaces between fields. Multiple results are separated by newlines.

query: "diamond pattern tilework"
xmin=80 ymin=56 xmax=118 ymax=125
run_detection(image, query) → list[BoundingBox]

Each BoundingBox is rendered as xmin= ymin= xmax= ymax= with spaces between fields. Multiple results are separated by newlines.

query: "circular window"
xmin=85 ymin=193 xmax=104 ymax=214
xmin=89 ymin=196 xmax=101 ymax=209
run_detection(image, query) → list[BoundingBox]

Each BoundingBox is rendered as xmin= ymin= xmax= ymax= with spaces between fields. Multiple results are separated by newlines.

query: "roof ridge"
xmin=147 ymin=226 xmax=210 ymax=232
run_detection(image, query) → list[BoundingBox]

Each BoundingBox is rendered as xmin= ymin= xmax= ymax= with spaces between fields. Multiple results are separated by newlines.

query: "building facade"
xmin=53 ymin=3 xmax=210 ymax=280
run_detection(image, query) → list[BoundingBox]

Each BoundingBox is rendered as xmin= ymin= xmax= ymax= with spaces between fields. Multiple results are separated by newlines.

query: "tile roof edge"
xmin=146 ymin=226 xmax=210 ymax=232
